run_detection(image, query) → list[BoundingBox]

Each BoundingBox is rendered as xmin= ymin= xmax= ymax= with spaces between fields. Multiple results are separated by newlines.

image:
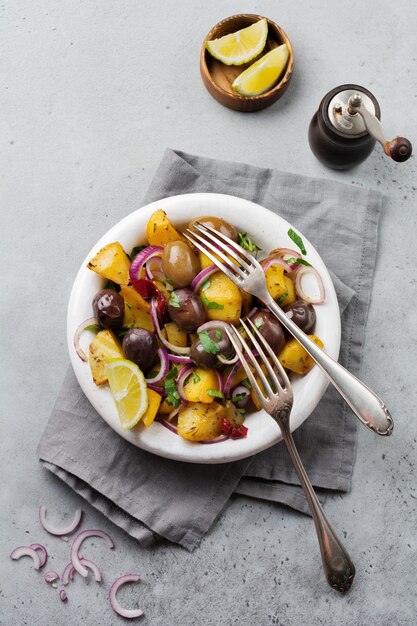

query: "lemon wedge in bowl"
xmin=206 ymin=18 xmax=268 ymax=66
xmin=106 ymin=359 xmax=148 ymax=430
xmin=232 ymin=43 xmax=289 ymax=96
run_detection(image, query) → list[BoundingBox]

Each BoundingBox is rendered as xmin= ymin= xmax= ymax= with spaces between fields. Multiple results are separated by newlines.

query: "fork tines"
xmin=225 ymin=318 xmax=291 ymax=407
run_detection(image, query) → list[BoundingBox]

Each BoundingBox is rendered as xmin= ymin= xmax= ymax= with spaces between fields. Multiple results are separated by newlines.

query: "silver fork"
xmin=184 ymin=223 xmax=393 ymax=437
xmin=225 ymin=318 xmax=356 ymax=593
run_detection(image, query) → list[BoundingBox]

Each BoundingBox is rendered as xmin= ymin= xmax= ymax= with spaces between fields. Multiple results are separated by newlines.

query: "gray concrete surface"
xmin=1 ymin=1 xmax=417 ymax=624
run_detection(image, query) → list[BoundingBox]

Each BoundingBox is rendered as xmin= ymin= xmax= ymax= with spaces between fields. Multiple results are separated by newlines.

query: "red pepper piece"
xmin=230 ymin=424 xmax=248 ymax=439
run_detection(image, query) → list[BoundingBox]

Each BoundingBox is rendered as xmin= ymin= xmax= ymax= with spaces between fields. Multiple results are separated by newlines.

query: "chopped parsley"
xmin=164 ymin=369 xmax=180 ymax=408
xmin=168 ymin=291 xmax=181 ymax=308
xmin=201 ymin=295 xmax=224 ymax=310
xmin=276 ymin=291 xmax=289 ymax=306
xmin=231 ymin=393 xmax=248 ymax=403
xmin=199 ymin=330 xmax=220 ymax=354
xmin=207 ymin=389 xmax=225 ymax=400
xmin=237 ymin=408 xmax=246 ymax=414
xmin=84 ymin=323 xmax=101 ymax=331
xmin=238 ymin=232 xmax=262 ymax=258
xmin=287 ymin=228 xmax=307 ymax=255
xmin=103 ymin=280 xmax=119 ymax=292
xmin=200 ymin=278 xmax=211 ymax=292
xmin=165 ymin=278 xmax=174 ymax=292
xmin=193 ymin=372 xmax=201 ymax=384
xmin=215 ymin=329 xmax=222 ymax=340
xmin=254 ymin=319 xmax=263 ymax=329
xmin=147 ymin=369 xmax=159 ymax=379
xmin=285 ymin=257 xmax=312 ymax=268
xmin=241 ymin=378 xmax=252 ymax=389
xmin=130 ymin=244 xmax=147 ymax=261
xmin=166 ymin=367 xmax=178 ymax=380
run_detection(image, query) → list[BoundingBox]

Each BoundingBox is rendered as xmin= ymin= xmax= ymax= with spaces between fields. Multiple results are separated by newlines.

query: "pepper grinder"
xmin=308 ymin=84 xmax=412 ymax=170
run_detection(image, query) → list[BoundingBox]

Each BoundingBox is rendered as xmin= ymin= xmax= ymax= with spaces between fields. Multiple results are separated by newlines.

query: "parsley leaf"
xmin=200 ymin=278 xmax=211 ymax=292
xmin=207 ymin=389 xmax=225 ymax=400
xmin=104 ymin=280 xmax=119 ymax=292
xmin=241 ymin=378 xmax=252 ymax=389
xmin=238 ymin=232 xmax=262 ymax=258
xmin=231 ymin=393 xmax=248 ymax=403
xmin=276 ymin=291 xmax=288 ymax=306
xmin=199 ymin=330 xmax=220 ymax=354
xmin=215 ymin=329 xmax=222 ymax=340
xmin=84 ymin=323 xmax=101 ymax=331
xmin=201 ymin=295 xmax=224 ymax=310
xmin=254 ymin=319 xmax=263 ymax=329
xmin=166 ymin=367 xmax=178 ymax=380
xmin=168 ymin=291 xmax=181 ymax=308
xmin=164 ymin=373 xmax=180 ymax=409
xmin=285 ymin=257 xmax=312 ymax=268
xmin=287 ymin=228 xmax=307 ymax=255
xmin=193 ymin=372 xmax=201 ymax=384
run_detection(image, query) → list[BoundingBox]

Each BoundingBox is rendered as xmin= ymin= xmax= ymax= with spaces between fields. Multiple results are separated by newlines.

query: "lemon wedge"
xmin=106 ymin=359 xmax=148 ymax=430
xmin=206 ymin=18 xmax=268 ymax=66
xmin=232 ymin=43 xmax=289 ymax=96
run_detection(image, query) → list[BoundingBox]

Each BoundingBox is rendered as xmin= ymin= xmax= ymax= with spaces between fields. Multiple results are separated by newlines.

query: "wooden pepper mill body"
xmin=308 ymin=84 xmax=381 ymax=170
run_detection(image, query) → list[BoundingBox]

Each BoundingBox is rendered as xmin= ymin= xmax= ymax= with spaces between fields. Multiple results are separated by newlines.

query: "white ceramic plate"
xmin=67 ymin=193 xmax=341 ymax=464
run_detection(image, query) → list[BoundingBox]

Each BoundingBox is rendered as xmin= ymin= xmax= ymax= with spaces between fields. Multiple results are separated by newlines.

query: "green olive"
xmin=161 ymin=240 xmax=201 ymax=288
xmin=188 ymin=216 xmax=238 ymax=242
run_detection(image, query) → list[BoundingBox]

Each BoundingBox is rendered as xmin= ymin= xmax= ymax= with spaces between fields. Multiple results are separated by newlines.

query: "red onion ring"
xmin=39 ymin=506 xmax=83 ymax=537
xmin=70 ymin=529 xmax=114 ymax=577
xmin=150 ymin=298 xmax=190 ymax=355
xmin=156 ymin=417 xmax=178 ymax=434
xmin=79 ymin=558 xmax=102 ymax=582
xmin=145 ymin=347 xmax=169 ymax=384
xmin=215 ymin=370 xmax=224 ymax=394
xmin=199 ymin=434 xmax=229 ymax=444
xmin=176 ymin=365 xmax=194 ymax=401
xmin=59 ymin=589 xmax=68 ymax=602
xmin=129 ymin=245 xmax=163 ymax=282
xmin=44 ymin=570 xmax=60 ymax=584
xmin=62 ymin=562 xmax=75 ymax=586
xmin=109 ymin=574 xmax=143 ymax=619
xmin=145 ymin=256 xmax=165 ymax=281
xmin=30 ymin=543 xmax=48 ymax=568
xmin=262 ymin=257 xmax=292 ymax=273
xmin=167 ymin=353 xmax=193 ymax=364
xmin=146 ymin=383 xmax=166 ymax=395
xmin=10 ymin=546 xmax=42 ymax=570
xmin=294 ymin=266 xmax=325 ymax=304
xmin=197 ymin=320 xmax=230 ymax=334
xmin=191 ymin=265 xmax=218 ymax=292
xmin=73 ymin=317 xmax=98 ymax=362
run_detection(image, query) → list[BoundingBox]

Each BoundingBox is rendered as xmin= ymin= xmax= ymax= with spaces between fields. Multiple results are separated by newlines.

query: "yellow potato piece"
xmin=201 ymin=272 xmax=242 ymax=324
xmin=89 ymin=330 xmax=124 ymax=386
xmin=165 ymin=322 xmax=188 ymax=348
xmin=141 ymin=388 xmax=163 ymax=428
xmin=183 ymin=368 xmax=220 ymax=404
xmin=87 ymin=242 xmax=130 ymax=285
xmin=278 ymin=335 xmax=324 ymax=375
xmin=120 ymin=285 xmax=154 ymax=332
xmin=280 ymin=275 xmax=296 ymax=307
xmin=177 ymin=402 xmax=226 ymax=441
xmin=146 ymin=209 xmax=187 ymax=247
xmin=264 ymin=264 xmax=286 ymax=300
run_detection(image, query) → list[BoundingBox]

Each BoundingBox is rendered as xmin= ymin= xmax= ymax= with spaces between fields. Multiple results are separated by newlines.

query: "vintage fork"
xmin=225 ymin=318 xmax=356 ymax=593
xmin=184 ymin=223 xmax=393 ymax=437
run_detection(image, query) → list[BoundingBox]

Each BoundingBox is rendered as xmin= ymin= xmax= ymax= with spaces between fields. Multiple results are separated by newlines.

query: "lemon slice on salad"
xmin=106 ymin=359 xmax=148 ymax=430
xmin=206 ymin=18 xmax=268 ymax=66
xmin=232 ymin=43 xmax=289 ymax=96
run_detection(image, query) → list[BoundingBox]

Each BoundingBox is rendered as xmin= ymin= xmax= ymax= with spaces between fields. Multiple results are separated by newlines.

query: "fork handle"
xmin=281 ymin=425 xmax=355 ymax=593
xmin=265 ymin=297 xmax=393 ymax=436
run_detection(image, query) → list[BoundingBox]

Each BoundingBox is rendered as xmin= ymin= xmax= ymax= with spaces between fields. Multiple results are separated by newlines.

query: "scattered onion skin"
xmin=108 ymin=574 xmax=143 ymax=619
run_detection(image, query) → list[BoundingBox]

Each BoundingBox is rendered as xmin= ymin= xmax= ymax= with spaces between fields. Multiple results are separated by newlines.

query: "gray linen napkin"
xmin=38 ymin=149 xmax=384 ymax=550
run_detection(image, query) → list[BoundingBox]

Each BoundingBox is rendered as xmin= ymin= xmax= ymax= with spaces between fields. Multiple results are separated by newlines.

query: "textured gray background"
xmin=1 ymin=1 xmax=416 ymax=625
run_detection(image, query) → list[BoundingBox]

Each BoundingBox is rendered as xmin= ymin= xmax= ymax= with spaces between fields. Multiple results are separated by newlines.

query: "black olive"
xmin=284 ymin=300 xmax=316 ymax=333
xmin=122 ymin=328 xmax=158 ymax=374
xmin=166 ymin=288 xmax=206 ymax=332
xmin=250 ymin=309 xmax=285 ymax=354
xmin=92 ymin=289 xmax=124 ymax=330
xmin=189 ymin=328 xmax=235 ymax=369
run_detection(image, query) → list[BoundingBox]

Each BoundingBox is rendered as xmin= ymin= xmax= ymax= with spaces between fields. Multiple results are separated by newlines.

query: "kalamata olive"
xmin=284 ymin=300 xmax=316 ymax=333
xmin=161 ymin=241 xmax=200 ymax=288
xmin=166 ymin=288 xmax=206 ymax=332
xmin=250 ymin=309 xmax=285 ymax=354
xmin=190 ymin=328 xmax=235 ymax=369
xmin=188 ymin=216 xmax=238 ymax=242
xmin=92 ymin=289 xmax=124 ymax=330
xmin=122 ymin=328 xmax=158 ymax=374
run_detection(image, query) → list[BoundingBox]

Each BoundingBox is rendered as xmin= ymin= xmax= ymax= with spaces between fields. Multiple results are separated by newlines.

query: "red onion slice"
xmin=73 ymin=317 xmax=98 ymax=362
xmin=129 ymin=245 xmax=163 ymax=282
xmin=199 ymin=434 xmax=229 ymax=444
xmin=197 ymin=320 xmax=230 ymax=334
xmin=262 ymin=257 xmax=292 ymax=273
xmin=30 ymin=543 xmax=48 ymax=568
xmin=62 ymin=562 xmax=75 ymax=586
xmin=79 ymin=558 xmax=102 ymax=582
xmin=191 ymin=265 xmax=218 ymax=292
xmin=44 ymin=570 xmax=60 ymax=585
xmin=59 ymin=589 xmax=68 ymax=602
xmin=10 ymin=546 xmax=42 ymax=570
xmin=39 ymin=506 xmax=83 ymax=536
xmin=156 ymin=417 xmax=178 ymax=434
xmin=109 ymin=574 xmax=143 ymax=619
xmin=167 ymin=353 xmax=193 ymax=364
xmin=145 ymin=256 xmax=165 ymax=282
xmin=294 ymin=266 xmax=325 ymax=304
xmin=176 ymin=365 xmax=194 ymax=401
xmin=215 ymin=370 xmax=224 ymax=395
xmin=145 ymin=347 xmax=169 ymax=384
xmin=150 ymin=298 xmax=190 ymax=355
xmin=146 ymin=383 xmax=166 ymax=395
xmin=70 ymin=529 xmax=114 ymax=577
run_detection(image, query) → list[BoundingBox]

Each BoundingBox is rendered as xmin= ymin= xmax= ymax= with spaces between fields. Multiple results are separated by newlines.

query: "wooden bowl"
xmin=200 ymin=14 xmax=294 ymax=112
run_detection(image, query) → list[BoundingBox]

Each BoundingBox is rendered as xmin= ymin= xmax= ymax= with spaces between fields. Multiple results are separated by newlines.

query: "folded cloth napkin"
xmin=38 ymin=149 xmax=384 ymax=551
